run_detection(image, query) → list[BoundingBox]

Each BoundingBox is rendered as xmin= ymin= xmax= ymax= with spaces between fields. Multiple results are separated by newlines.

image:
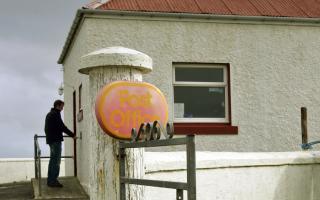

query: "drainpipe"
xmin=79 ymin=46 xmax=151 ymax=200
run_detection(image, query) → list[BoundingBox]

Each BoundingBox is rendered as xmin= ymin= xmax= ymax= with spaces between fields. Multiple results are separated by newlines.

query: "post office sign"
xmin=95 ymin=81 xmax=168 ymax=140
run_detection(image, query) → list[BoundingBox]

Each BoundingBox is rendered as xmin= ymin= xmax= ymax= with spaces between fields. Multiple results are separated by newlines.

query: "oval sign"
xmin=95 ymin=81 xmax=169 ymax=140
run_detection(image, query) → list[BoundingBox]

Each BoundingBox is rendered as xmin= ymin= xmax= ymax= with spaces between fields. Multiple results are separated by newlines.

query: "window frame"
xmin=78 ymin=84 xmax=82 ymax=111
xmin=77 ymin=83 xmax=84 ymax=122
xmin=173 ymin=63 xmax=230 ymax=123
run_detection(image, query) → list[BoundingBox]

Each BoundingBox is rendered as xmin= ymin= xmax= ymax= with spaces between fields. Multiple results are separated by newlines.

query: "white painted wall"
xmin=60 ymin=14 xmax=320 ymax=191
xmin=145 ymin=151 xmax=320 ymax=200
xmin=64 ymin=15 xmax=320 ymax=152
xmin=0 ymin=158 xmax=65 ymax=184
xmin=62 ymin=16 xmax=90 ymax=189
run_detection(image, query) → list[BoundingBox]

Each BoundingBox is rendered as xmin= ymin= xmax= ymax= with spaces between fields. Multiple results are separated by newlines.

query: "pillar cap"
xmin=79 ymin=46 xmax=153 ymax=74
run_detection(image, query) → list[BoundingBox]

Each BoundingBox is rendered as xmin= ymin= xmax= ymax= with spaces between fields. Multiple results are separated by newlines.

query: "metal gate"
xmin=119 ymin=121 xmax=196 ymax=200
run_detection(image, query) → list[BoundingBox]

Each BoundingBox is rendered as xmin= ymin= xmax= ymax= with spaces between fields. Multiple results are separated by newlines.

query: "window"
xmin=174 ymin=64 xmax=229 ymax=122
xmin=173 ymin=63 xmax=237 ymax=134
xmin=77 ymin=84 xmax=83 ymax=122
xmin=79 ymin=84 xmax=82 ymax=110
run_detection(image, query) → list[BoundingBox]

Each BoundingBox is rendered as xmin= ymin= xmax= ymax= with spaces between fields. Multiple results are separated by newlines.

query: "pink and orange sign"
xmin=95 ymin=81 xmax=168 ymax=140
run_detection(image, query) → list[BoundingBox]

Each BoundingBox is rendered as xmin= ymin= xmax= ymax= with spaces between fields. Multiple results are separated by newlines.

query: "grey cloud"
xmin=0 ymin=0 xmax=88 ymax=158
xmin=0 ymin=0 xmax=88 ymax=47
xmin=0 ymin=38 xmax=61 ymax=88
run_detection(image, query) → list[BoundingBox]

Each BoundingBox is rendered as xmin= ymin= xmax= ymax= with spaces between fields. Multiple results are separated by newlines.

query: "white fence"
xmin=0 ymin=158 xmax=65 ymax=184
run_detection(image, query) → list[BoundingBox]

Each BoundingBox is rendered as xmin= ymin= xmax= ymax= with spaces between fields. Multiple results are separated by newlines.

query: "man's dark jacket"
xmin=44 ymin=108 xmax=74 ymax=144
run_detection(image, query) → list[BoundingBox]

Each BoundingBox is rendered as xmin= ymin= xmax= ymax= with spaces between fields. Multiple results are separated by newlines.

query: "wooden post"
xmin=301 ymin=107 xmax=308 ymax=145
xmin=79 ymin=47 xmax=152 ymax=200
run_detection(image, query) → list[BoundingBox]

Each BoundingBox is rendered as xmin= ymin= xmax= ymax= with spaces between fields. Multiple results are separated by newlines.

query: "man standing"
xmin=44 ymin=100 xmax=75 ymax=187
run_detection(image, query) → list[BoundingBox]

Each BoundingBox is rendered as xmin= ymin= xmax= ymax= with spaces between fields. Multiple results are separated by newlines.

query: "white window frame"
xmin=173 ymin=63 xmax=229 ymax=123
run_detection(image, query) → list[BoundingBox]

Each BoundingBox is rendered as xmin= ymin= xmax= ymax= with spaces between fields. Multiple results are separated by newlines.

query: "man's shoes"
xmin=47 ymin=181 xmax=63 ymax=188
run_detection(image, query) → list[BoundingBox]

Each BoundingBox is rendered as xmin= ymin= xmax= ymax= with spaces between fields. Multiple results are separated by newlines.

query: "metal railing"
xmin=119 ymin=121 xmax=196 ymax=200
xmin=34 ymin=134 xmax=76 ymax=197
xmin=34 ymin=135 xmax=42 ymax=196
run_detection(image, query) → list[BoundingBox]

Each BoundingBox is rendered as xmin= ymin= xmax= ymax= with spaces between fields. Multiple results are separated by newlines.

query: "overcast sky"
xmin=0 ymin=0 xmax=88 ymax=158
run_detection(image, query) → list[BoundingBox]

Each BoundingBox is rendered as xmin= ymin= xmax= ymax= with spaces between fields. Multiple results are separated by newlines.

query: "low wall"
xmin=145 ymin=151 xmax=320 ymax=200
xmin=2 ymin=152 xmax=320 ymax=200
xmin=0 ymin=158 xmax=65 ymax=184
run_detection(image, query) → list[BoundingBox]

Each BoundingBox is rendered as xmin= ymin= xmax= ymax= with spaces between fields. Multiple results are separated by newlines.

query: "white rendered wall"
xmin=145 ymin=151 xmax=320 ymax=200
xmin=0 ymin=158 xmax=65 ymax=184
xmin=65 ymin=15 xmax=320 ymax=152
xmin=62 ymin=17 xmax=90 ymax=191
xmin=61 ymin=15 xmax=320 ymax=190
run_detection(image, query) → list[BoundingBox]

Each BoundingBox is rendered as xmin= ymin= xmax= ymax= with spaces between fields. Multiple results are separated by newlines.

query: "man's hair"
xmin=54 ymin=100 xmax=64 ymax=108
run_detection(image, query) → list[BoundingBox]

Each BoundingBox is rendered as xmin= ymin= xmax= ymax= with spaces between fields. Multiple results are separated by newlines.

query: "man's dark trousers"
xmin=47 ymin=142 xmax=62 ymax=184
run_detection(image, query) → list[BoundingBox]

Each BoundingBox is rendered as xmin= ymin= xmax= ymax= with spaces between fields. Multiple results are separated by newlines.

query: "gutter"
xmin=57 ymin=9 xmax=320 ymax=64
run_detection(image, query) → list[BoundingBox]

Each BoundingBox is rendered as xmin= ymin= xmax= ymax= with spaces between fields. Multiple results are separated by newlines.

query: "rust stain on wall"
xmin=98 ymin=168 xmax=105 ymax=192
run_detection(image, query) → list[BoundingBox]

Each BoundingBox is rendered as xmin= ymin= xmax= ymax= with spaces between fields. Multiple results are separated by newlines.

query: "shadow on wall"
xmin=272 ymin=158 xmax=320 ymax=200
xmin=144 ymin=151 xmax=320 ymax=200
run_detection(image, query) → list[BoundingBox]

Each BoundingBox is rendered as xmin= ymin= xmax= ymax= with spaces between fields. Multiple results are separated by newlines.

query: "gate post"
xmin=79 ymin=46 xmax=152 ymax=200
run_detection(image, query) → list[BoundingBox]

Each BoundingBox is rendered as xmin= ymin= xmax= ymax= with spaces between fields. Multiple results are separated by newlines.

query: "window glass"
xmin=174 ymin=86 xmax=225 ymax=118
xmin=175 ymin=67 xmax=224 ymax=82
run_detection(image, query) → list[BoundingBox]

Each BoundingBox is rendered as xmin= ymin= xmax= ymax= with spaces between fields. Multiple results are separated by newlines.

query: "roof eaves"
xmin=57 ymin=9 xmax=320 ymax=64
xmin=58 ymin=9 xmax=84 ymax=64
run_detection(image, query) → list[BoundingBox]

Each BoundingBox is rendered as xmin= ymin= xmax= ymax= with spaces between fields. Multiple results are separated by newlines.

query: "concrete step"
xmin=31 ymin=177 xmax=89 ymax=200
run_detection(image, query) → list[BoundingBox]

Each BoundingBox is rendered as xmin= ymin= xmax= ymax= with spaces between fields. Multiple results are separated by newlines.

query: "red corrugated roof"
xmin=194 ymin=0 xmax=231 ymax=15
xmin=135 ymin=0 xmax=172 ymax=12
xmin=267 ymin=0 xmax=307 ymax=17
xmin=94 ymin=0 xmax=320 ymax=18
xmin=246 ymin=0 xmax=281 ymax=16
xmin=222 ymin=0 xmax=261 ymax=16
xmin=292 ymin=0 xmax=320 ymax=17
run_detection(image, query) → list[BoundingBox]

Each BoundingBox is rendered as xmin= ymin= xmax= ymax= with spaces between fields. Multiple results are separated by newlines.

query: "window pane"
xmin=174 ymin=86 xmax=225 ymax=118
xmin=175 ymin=67 xmax=224 ymax=82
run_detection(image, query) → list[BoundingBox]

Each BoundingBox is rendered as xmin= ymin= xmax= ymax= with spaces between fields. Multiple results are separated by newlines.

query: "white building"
xmin=57 ymin=0 xmax=320 ymax=196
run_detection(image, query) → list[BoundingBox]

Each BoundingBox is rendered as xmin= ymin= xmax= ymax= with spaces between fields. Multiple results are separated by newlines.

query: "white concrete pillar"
xmin=79 ymin=46 xmax=152 ymax=200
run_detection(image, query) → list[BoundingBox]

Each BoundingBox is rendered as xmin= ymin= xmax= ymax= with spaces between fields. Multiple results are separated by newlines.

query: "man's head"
xmin=54 ymin=100 xmax=64 ymax=111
